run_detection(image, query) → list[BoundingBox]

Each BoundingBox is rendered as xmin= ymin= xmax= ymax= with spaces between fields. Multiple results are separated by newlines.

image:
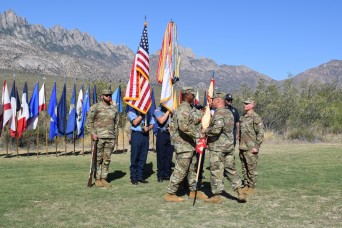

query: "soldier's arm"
xmin=254 ymin=116 xmax=264 ymax=148
xmin=86 ymin=106 xmax=95 ymax=134
xmin=204 ymin=116 xmax=224 ymax=137
xmin=114 ymin=109 xmax=119 ymax=138
xmin=178 ymin=110 xmax=196 ymax=138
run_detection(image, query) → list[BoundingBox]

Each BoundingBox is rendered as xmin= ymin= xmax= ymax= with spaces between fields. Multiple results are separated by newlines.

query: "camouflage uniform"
xmin=239 ymin=99 xmax=264 ymax=188
xmin=204 ymin=93 xmax=243 ymax=195
xmin=167 ymin=96 xmax=202 ymax=194
xmin=86 ymin=96 xmax=119 ymax=180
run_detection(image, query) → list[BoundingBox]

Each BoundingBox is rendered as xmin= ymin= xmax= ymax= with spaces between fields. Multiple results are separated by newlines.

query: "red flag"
xmin=17 ymin=82 xmax=29 ymax=138
xmin=2 ymin=80 xmax=12 ymax=129
xmin=124 ymin=22 xmax=151 ymax=114
xmin=195 ymin=137 xmax=207 ymax=154
xmin=39 ymin=83 xmax=46 ymax=112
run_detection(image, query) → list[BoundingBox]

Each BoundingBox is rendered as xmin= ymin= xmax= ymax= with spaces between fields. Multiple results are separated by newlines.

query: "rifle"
xmin=87 ymin=138 xmax=97 ymax=187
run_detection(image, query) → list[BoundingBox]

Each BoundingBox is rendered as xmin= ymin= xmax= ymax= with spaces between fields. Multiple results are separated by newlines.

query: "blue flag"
xmin=112 ymin=85 xmax=123 ymax=113
xmin=57 ymin=83 xmax=67 ymax=136
xmin=66 ymin=83 xmax=76 ymax=138
xmin=78 ymin=85 xmax=90 ymax=138
xmin=92 ymin=84 xmax=97 ymax=104
xmin=27 ymin=81 xmax=39 ymax=130
xmin=47 ymin=82 xmax=57 ymax=140
xmin=203 ymin=90 xmax=207 ymax=107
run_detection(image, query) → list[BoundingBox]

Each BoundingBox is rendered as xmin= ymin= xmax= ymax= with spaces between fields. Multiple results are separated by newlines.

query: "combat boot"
xmin=164 ymin=193 xmax=185 ymax=202
xmin=188 ymin=191 xmax=208 ymax=200
xmin=204 ymin=195 xmax=222 ymax=204
xmin=244 ymin=187 xmax=255 ymax=196
xmin=101 ymin=179 xmax=112 ymax=187
xmin=236 ymin=187 xmax=247 ymax=202
xmin=95 ymin=179 xmax=103 ymax=187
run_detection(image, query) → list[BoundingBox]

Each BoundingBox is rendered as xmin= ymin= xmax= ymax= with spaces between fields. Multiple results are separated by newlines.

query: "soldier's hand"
xmin=251 ymin=147 xmax=258 ymax=154
xmin=91 ymin=133 xmax=98 ymax=141
xmin=143 ymin=126 xmax=149 ymax=132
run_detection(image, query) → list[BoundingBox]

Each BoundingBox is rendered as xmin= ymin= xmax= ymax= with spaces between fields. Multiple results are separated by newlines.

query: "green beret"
xmin=101 ymin=89 xmax=112 ymax=95
xmin=243 ymin=97 xmax=254 ymax=104
xmin=212 ymin=92 xmax=226 ymax=99
xmin=181 ymin=86 xmax=195 ymax=95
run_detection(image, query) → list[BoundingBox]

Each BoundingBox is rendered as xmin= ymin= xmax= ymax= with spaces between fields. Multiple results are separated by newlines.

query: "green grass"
xmin=0 ymin=143 xmax=341 ymax=227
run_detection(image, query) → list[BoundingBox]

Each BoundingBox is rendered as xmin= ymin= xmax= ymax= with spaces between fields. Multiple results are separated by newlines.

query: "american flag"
xmin=124 ymin=23 xmax=152 ymax=114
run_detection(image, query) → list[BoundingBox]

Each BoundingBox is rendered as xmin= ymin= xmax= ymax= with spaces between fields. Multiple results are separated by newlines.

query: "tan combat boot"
xmin=236 ymin=187 xmax=247 ymax=202
xmin=95 ymin=179 xmax=103 ymax=187
xmin=204 ymin=195 xmax=222 ymax=204
xmin=164 ymin=193 xmax=185 ymax=202
xmin=101 ymin=179 xmax=112 ymax=187
xmin=244 ymin=187 xmax=255 ymax=195
xmin=188 ymin=191 xmax=208 ymax=200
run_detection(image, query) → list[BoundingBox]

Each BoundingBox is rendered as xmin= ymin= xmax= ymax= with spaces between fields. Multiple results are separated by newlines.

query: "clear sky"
xmin=1 ymin=0 xmax=341 ymax=80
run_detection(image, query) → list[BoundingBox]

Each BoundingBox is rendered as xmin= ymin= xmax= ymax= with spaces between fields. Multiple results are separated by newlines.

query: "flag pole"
xmin=55 ymin=136 xmax=57 ymax=156
xmin=14 ymin=73 xmax=19 ymax=157
xmin=46 ymin=112 xmax=48 ymax=156
xmin=37 ymin=120 xmax=39 ymax=157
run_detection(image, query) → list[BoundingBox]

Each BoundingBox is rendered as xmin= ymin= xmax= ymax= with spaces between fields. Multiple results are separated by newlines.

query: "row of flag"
xmin=0 ymin=80 xmax=123 ymax=140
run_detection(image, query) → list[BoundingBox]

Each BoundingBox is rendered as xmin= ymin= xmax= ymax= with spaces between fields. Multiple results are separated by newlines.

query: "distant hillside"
xmin=290 ymin=60 xmax=342 ymax=87
xmin=0 ymin=10 xmax=341 ymax=92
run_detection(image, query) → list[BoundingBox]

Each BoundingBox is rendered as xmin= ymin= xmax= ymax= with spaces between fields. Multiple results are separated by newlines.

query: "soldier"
xmin=164 ymin=87 xmax=207 ymax=202
xmin=202 ymin=92 xmax=246 ymax=204
xmin=239 ymin=98 xmax=264 ymax=195
xmin=86 ymin=89 xmax=119 ymax=188
xmin=127 ymin=105 xmax=155 ymax=185
xmin=225 ymin=93 xmax=240 ymax=146
xmin=154 ymin=105 xmax=173 ymax=182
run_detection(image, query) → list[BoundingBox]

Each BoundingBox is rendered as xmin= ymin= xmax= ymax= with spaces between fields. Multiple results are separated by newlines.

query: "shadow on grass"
xmin=107 ymin=170 xmax=126 ymax=182
xmin=143 ymin=162 xmax=155 ymax=180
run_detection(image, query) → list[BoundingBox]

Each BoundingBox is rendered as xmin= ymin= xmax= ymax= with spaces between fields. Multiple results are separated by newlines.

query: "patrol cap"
xmin=243 ymin=97 xmax=254 ymax=104
xmin=212 ymin=92 xmax=226 ymax=100
xmin=181 ymin=86 xmax=195 ymax=95
xmin=101 ymin=89 xmax=112 ymax=95
xmin=225 ymin=93 xmax=233 ymax=101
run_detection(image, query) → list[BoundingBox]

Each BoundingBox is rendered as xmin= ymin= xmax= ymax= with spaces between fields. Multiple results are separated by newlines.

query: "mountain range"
xmin=0 ymin=10 xmax=341 ymax=92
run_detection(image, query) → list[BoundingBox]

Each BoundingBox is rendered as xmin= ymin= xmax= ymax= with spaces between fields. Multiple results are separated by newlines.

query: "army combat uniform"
xmin=204 ymin=93 xmax=245 ymax=202
xmin=239 ymin=105 xmax=264 ymax=190
xmin=167 ymin=101 xmax=202 ymax=195
xmin=86 ymin=99 xmax=119 ymax=181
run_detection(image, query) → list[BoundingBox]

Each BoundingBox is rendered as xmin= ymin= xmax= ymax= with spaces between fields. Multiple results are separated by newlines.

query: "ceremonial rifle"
xmin=87 ymin=138 xmax=97 ymax=187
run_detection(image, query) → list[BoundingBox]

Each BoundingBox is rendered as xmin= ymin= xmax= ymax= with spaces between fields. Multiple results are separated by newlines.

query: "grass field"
xmin=0 ymin=142 xmax=341 ymax=227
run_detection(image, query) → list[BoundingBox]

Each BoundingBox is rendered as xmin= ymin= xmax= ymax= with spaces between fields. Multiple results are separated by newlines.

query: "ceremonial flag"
xmin=27 ymin=82 xmax=39 ymax=130
xmin=9 ymin=80 xmax=18 ymax=137
xmin=47 ymin=82 xmax=57 ymax=140
xmin=66 ymin=83 xmax=76 ymax=138
xmin=203 ymin=90 xmax=207 ymax=107
xmin=17 ymin=82 xmax=30 ymax=138
xmin=92 ymin=84 xmax=97 ymax=104
xmin=78 ymin=85 xmax=90 ymax=138
xmin=56 ymin=83 xmax=66 ymax=136
xmin=112 ymin=85 xmax=123 ymax=113
xmin=76 ymin=84 xmax=83 ymax=136
xmin=157 ymin=21 xmax=180 ymax=112
xmin=0 ymin=83 xmax=3 ymax=136
xmin=38 ymin=83 xmax=46 ymax=112
xmin=2 ymin=80 xmax=12 ymax=129
xmin=124 ymin=22 xmax=152 ymax=114
xmin=202 ymin=78 xmax=215 ymax=130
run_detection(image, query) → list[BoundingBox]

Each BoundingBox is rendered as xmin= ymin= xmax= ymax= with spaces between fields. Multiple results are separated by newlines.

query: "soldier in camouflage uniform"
xmin=202 ymin=92 xmax=246 ymax=204
xmin=239 ymin=98 xmax=264 ymax=195
xmin=86 ymin=89 xmax=119 ymax=188
xmin=164 ymin=87 xmax=207 ymax=202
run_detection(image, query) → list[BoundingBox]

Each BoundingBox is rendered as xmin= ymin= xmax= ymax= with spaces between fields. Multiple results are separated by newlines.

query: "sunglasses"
xmin=103 ymin=94 xmax=111 ymax=97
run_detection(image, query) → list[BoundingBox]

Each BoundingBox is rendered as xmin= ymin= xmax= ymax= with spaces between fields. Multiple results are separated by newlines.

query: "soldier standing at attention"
xmin=127 ymin=106 xmax=155 ymax=185
xmin=154 ymin=105 xmax=173 ymax=182
xmin=164 ymin=87 xmax=207 ymax=202
xmin=86 ymin=89 xmax=119 ymax=188
xmin=239 ymin=98 xmax=264 ymax=196
xmin=202 ymin=92 xmax=246 ymax=204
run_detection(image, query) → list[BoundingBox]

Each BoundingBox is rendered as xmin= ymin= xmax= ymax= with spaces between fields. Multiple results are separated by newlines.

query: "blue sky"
xmin=1 ymin=0 xmax=341 ymax=80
